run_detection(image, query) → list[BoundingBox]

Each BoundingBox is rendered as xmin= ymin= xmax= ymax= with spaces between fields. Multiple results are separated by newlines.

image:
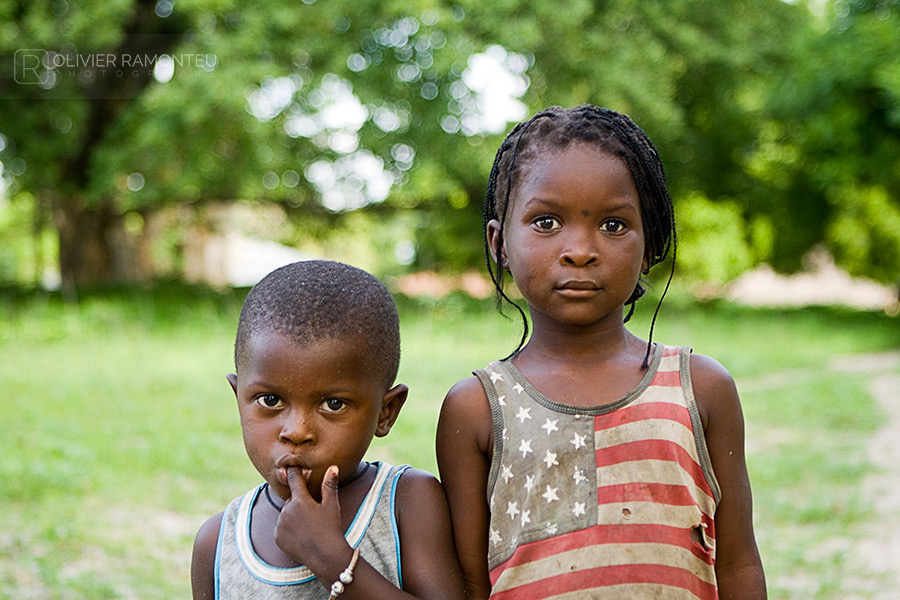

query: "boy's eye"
xmin=533 ymin=216 xmax=561 ymax=231
xmin=256 ymin=394 xmax=283 ymax=409
xmin=600 ymin=219 xmax=625 ymax=233
xmin=322 ymin=398 xmax=347 ymax=413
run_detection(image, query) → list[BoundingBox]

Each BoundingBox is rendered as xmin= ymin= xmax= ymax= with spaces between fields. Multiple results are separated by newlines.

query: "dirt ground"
xmin=845 ymin=352 xmax=900 ymax=590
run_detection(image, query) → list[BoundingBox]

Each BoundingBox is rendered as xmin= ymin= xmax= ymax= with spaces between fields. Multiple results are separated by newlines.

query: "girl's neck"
xmin=510 ymin=319 xmax=650 ymax=407
xmin=522 ymin=314 xmax=637 ymax=362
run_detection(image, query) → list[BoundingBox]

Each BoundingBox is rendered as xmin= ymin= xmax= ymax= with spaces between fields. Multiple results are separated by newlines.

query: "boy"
xmin=191 ymin=260 xmax=464 ymax=600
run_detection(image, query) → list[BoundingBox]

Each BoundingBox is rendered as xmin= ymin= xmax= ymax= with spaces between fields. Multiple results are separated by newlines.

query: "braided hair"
xmin=482 ymin=105 xmax=676 ymax=365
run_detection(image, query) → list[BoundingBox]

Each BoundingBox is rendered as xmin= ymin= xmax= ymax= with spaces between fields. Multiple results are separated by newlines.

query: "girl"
xmin=436 ymin=105 xmax=766 ymax=599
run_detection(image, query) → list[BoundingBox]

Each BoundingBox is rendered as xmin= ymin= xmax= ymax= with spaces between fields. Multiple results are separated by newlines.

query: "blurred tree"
xmin=744 ymin=0 xmax=900 ymax=281
xmin=0 ymin=0 xmax=488 ymax=293
xmin=1 ymin=0 xmax=899 ymax=294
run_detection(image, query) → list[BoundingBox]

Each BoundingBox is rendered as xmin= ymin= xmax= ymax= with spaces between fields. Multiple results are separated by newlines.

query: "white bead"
xmin=330 ymin=581 xmax=344 ymax=595
xmin=340 ymin=570 xmax=354 ymax=585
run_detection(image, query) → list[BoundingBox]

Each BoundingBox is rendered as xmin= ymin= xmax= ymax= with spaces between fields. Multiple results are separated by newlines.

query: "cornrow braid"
xmin=482 ymin=105 xmax=677 ymax=366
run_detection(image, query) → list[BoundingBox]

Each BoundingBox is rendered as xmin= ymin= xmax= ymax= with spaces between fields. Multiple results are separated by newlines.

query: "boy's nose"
xmin=279 ymin=409 xmax=314 ymax=444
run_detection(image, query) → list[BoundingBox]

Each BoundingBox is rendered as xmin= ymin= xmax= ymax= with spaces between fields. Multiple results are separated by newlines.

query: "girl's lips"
xmin=557 ymin=281 xmax=600 ymax=297
xmin=558 ymin=280 xmax=599 ymax=290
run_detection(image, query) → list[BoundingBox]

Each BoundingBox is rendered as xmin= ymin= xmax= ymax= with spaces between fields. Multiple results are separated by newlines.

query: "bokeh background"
xmin=1 ymin=1 xmax=899 ymax=598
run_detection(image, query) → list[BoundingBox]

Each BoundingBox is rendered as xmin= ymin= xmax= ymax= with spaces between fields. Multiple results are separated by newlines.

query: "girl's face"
xmin=489 ymin=143 xmax=647 ymax=329
xmin=228 ymin=332 xmax=406 ymax=501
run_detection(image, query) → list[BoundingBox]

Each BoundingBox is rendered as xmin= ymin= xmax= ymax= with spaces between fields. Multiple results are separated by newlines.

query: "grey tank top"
xmin=215 ymin=462 xmax=409 ymax=599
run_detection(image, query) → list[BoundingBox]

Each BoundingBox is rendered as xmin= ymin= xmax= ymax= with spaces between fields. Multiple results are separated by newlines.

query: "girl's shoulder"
xmin=686 ymin=350 xmax=740 ymax=431
xmin=442 ymin=374 xmax=491 ymax=419
xmin=437 ymin=374 xmax=494 ymax=458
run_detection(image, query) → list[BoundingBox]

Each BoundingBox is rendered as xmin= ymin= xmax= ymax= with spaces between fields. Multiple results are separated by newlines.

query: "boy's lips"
xmin=274 ymin=458 xmax=313 ymax=485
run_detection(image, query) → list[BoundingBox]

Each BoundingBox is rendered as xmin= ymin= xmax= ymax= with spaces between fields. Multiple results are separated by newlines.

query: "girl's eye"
xmin=256 ymin=394 xmax=283 ymax=409
xmin=600 ymin=219 xmax=625 ymax=233
xmin=533 ymin=216 xmax=561 ymax=231
xmin=322 ymin=398 xmax=347 ymax=413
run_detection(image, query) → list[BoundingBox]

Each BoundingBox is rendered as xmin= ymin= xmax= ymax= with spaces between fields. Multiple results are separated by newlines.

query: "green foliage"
xmin=1 ymin=0 xmax=900 ymax=286
xmin=674 ymin=193 xmax=756 ymax=284
xmin=826 ymin=184 xmax=900 ymax=283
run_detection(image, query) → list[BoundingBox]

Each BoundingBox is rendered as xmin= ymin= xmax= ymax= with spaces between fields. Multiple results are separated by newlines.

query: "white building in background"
xmin=185 ymin=231 xmax=313 ymax=288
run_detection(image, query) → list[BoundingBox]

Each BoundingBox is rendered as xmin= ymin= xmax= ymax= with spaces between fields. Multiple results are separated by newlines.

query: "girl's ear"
xmin=641 ymin=254 xmax=650 ymax=275
xmin=486 ymin=219 xmax=509 ymax=269
xmin=375 ymin=383 xmax=408 ymax=438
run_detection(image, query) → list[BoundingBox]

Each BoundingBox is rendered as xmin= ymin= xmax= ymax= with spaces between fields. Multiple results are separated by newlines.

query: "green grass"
xmin=1 ymin=284 xmax=898 ymax=598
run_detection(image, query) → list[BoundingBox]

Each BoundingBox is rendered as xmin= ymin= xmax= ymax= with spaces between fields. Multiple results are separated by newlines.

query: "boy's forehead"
xmin=245 ymin=328 xmax=363 ymax=358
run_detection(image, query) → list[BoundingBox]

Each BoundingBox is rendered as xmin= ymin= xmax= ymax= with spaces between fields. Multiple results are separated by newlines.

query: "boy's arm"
xmin=691 ymin=354 xmax=767 ymax=599
xmin=190 ymin=512 xmax=223 ymax=600
xmin=436 ymin=376 xmax=494 ymax=600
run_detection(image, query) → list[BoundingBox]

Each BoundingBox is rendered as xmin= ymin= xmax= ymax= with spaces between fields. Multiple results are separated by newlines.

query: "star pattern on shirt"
xmin=490 ymin=528 xmax=502 ymax=546
xmin=488 ymin=362 xmax=598 ymax=552
xmin=516 ymin=406 xmax=532 ymax=423
xmin=541 ymin=418 xmax=559 ymax=435
xmin=519 ymin=439 xmax=533 ymax=458
xmin=573 ymin=467 xmax=588 ymax=486
xmin=571 ymin=432 xmax=587 ymax=450
xmin=543 ymin=450 xmax=559 ymax=469
xmin=542 ymin=485 xmax=559 ymax=504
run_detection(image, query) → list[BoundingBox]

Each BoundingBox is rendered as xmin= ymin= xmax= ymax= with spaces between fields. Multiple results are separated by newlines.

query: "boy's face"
xmin=228 ymin=331 xmax=406 ymax=501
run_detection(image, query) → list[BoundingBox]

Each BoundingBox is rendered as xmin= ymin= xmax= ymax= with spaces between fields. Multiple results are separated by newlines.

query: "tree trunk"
xmin=52 ymin=198 xmax=140 ymax=298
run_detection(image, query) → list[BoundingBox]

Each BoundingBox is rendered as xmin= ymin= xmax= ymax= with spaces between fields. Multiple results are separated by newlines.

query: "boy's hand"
xmin=274 ymin=465 xmax=350 ymax=571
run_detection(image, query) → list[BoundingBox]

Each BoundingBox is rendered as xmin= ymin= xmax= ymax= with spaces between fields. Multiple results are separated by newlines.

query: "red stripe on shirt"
xmin=595 ymin=439 xmax=715 ymax=499
xmin=491 ymin=562 xmax=718 ymax=600
xmin=594 ymin=401 xmax=693 ymax=432
xmin=598 ymin=481 xmax=707 ymax=508
xmin=489 ymin=523 xmax=715 ymax=586
xmin=651 ymin=368 xmax=682 ymax=387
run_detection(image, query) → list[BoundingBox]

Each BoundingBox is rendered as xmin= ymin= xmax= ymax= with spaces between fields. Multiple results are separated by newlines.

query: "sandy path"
xmin=842 ymin=352 xmax=900 ymax=589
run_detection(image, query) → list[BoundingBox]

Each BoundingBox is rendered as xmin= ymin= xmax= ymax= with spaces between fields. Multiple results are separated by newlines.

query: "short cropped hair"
xmin=234 ymin=260 xmax=401 ymax=389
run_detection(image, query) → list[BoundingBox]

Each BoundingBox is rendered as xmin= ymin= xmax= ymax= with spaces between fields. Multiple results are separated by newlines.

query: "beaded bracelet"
xmin=328 ymin=546 xmax=360 ymax=599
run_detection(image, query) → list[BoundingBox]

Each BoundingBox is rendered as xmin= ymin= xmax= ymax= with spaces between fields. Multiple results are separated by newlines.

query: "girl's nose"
xmin=560 ymin=229 xmax=599 ymax=267
xmin=279 ymin=409 xmax=314 ymax=445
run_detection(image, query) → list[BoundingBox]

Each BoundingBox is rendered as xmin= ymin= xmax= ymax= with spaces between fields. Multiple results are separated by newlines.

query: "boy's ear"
xmin=486 ymin=219 xmax=509 ymax=270
xmin=375 ymin=383 xmax=408 ymax=438
xmin=226 ymin=373 xmax=238 ymax=397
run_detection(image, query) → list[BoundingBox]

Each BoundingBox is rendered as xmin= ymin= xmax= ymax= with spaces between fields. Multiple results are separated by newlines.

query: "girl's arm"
xmin=691 ymin=354 xmax=767 ymax=599
xmin=436 ymin=376 xmax=495 ymax=600
xmin=395 ymin=468 xmax=466 ymax=599
xmin=275 ymin=466 xmax=465 ymax=600
xmin=190 ymin=512 xmax=223 ymax=600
